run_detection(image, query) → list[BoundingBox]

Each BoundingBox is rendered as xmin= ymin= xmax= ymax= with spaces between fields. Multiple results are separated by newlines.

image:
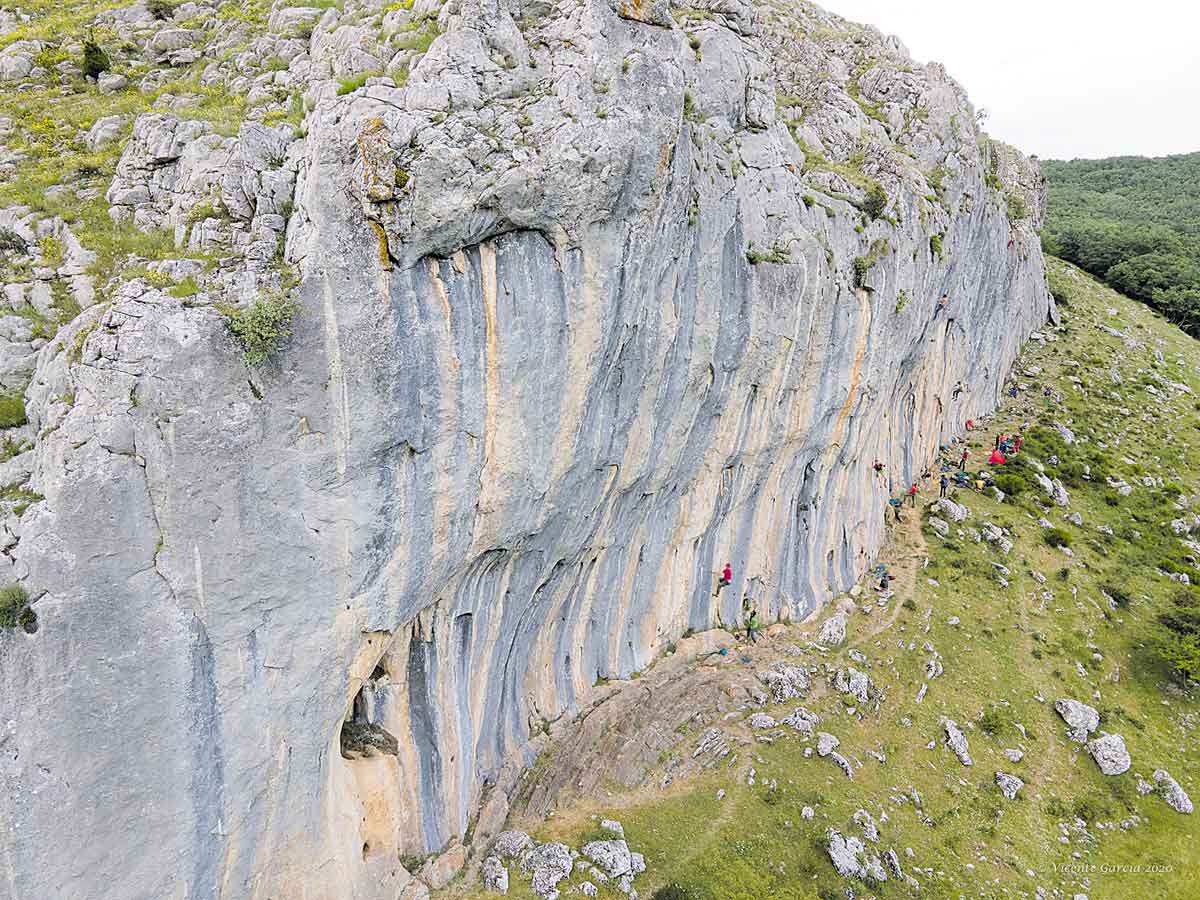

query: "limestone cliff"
xmin=0 ymin=1 xmax=1052 ymax=898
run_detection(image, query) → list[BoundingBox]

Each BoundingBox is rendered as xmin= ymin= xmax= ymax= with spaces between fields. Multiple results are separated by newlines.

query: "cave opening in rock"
xmin=339 ymin=665 xmax=399 ymax=760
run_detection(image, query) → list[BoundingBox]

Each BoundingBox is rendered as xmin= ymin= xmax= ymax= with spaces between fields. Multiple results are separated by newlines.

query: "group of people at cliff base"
xmin=873 ymin=423 xmax=1028 ymax=522
xmin=716 ymin=563 xmax=761 ymax=643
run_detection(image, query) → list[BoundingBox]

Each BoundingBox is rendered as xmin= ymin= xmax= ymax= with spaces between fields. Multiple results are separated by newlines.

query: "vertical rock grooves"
xmin=0 ymin=2 xmax=1053 ymax=898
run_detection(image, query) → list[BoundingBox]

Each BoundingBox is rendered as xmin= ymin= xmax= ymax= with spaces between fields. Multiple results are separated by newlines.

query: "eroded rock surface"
xmin=0 ymin=0 xmax=1052 ymax=898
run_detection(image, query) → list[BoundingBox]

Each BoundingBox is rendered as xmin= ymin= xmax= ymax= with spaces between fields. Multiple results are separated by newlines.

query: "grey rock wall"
xmin=0 ymin=1 xmax=1053 ymax=898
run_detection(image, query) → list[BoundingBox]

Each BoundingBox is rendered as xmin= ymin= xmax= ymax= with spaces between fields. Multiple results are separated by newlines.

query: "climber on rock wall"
xmin=717 ymin=562 xmax=732 ymax=593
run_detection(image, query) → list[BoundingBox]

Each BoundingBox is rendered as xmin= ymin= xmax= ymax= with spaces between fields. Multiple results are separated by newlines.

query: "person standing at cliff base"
xmin=908 ymin=482 xmax=918 ymax=506
xmin=959 ymin=448 xmax=970 ymax=470
xmin=745 ymin=608 xmax=760 ymax=643
xmin=940 ymin=473 xmax=949 ymax=498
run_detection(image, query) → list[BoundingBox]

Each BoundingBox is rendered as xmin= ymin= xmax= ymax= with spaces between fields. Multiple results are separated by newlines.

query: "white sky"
xmin=822 ymin=0 xmax=1200 ymax=161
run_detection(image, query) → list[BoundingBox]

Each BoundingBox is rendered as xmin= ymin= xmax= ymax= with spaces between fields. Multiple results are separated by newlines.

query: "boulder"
xmin=941 ymin=718 xmax=972 ymax=766
xmin=97 ymin=72 xmax=129 ymax=94
xmin=780 ymin=707 xmax=819 ymax=735
xmin=580 ymin=839 xmax=633 ymax=878
xmin=493 ymin=831 xmax=534 ymax=860
xmin=827 ymin=829 xmax=886 ymax=882
xmin=521 ymin=842 xmax=573 ymax=899
xmin=1153 ymin=769 xmax=1193 ymax=814
xmin=995 ymin=772 xmax=1024 ymax=800
xmin=933 ymin=498 xmax=970 ymax=522
xmin=833 ymin=667 xmax=873 ymax=704
xmin=1055 ymin=698 xmax=1099 ymax=743
xmin=817 ymin=611 xmax=847 ymax=645
xmin=759 ymin=664 xmax=810 ymax=702
xmin=1086 ymin=733 xmax=1131 ymax=776
xmin=482 ymin=855 xmax=509 ymax=894
xmin=86 ymin=115 xmax=126 ymax=152
xmin=816 ymin=732 xmax=840 ymax=757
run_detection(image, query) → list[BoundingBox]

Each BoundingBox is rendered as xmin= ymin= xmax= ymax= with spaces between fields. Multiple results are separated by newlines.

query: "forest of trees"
xmin=1042 ymin=152 xmax=1200 ymax=335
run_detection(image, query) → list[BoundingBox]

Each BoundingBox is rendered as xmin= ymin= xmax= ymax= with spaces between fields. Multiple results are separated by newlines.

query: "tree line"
xmin=1042 ymin=152 xmax=1200 ymax=335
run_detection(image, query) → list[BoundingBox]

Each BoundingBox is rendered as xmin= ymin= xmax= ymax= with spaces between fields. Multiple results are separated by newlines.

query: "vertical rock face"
xmin=0 ymin=1 xmax=1052 ymax=898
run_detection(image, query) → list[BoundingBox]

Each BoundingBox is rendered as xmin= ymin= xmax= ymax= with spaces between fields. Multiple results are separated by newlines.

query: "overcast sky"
xmin=822 ymin=0 xmax=1200 ymax=161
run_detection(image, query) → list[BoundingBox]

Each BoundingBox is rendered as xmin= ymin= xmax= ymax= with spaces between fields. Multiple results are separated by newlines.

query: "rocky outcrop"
xmin=0 ymin=1 xmax=1052 ymax=898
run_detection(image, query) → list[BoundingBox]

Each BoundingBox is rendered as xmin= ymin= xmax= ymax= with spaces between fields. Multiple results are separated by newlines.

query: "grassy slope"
xmin=448 ymin=259 xmax=1199 ymax=900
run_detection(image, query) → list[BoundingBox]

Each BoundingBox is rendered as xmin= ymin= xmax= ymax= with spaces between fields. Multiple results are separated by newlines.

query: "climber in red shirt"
xmin=717 ymin=563 xmax=732 ymax=593
xmin=908 ymin=482 xmax=918 ymax=506
xmin=959 ymin=448 xmax=970 ymax=470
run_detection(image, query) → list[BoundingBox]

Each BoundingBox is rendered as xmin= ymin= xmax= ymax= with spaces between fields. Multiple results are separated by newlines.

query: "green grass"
xmin=0 ymin=392 xmax=28 ymax=429
xmin=447 ymin=259 xmax=1200 ymax=900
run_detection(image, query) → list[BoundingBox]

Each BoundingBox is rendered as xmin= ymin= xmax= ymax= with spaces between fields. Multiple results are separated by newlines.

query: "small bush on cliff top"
xmin=0 ymin=583 xmax=34 ymax=631
xmin=220 ymin=292 xmax=298 ymax=366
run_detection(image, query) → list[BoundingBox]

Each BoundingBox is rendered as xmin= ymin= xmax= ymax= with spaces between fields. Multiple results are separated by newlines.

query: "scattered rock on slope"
xmin=1153 ymin=770 xmax=1194 ymax=814
xmin=1087 ymin=734 xmax=1132 ymax=776
xmin=1055 ymin=698 xmax=1100 ymax=742
xmin=942 ymin=718 xmax=973 ymax=766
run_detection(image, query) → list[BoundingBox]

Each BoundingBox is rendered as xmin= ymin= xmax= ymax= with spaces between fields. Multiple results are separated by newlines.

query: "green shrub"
xmin=82 ymin=37 xmax=111 ymax=80
xmin=1043 ymin=528 xmax=1072 ymax=549
xmin=1155 ymin=589 xmax=1200 ymax=683
xmin=0 ymin=227 xmax=28 ymax=255
xmin=930 ymin=233 xmax=944 ymax=258
xmin=652 ymin=886 xmax=694 ymax=900
xmin=746 ymin=242 xmax=790 ymax=265
xmin=220 ymin=293 xmax=299 ymax=366
xmin=147 ymin=0 xmax=176 ymax=19
xmin=862 ymin=182 xmax=888 ymax=220
xmin=852 ymin=238 xmax=890 ymax=289
xmin=0 ymin=583 xmax=34 ymax=631
xmin=993 ymin=473 xmax=1028 ymax=498
xmin=1103 ymin=584 xmax=1132 ymax=608
xmin=0 ymin=392 xmax=27 ymax=429
xmin=1006 ymin=193 xmax=1028 ymax=220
